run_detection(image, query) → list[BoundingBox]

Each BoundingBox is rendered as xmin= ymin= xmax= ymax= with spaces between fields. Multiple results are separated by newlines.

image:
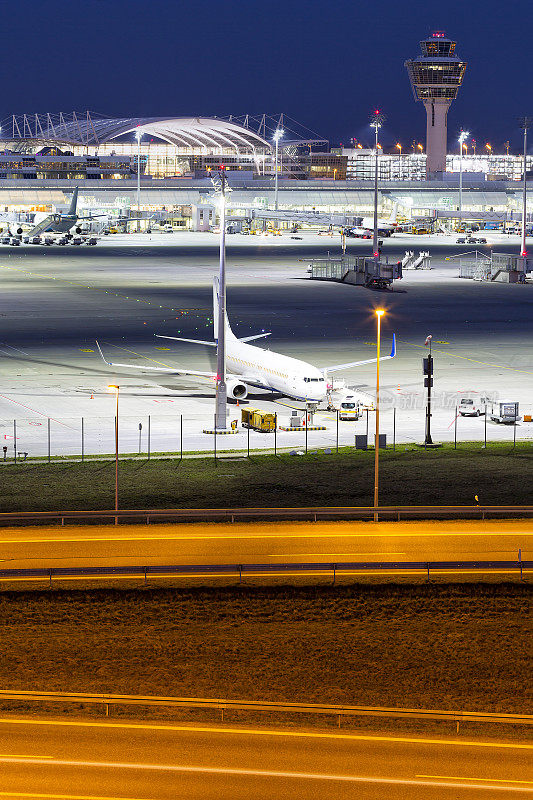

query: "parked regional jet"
xmin=346 ymin=203 xmax=400 ymax=238
xmin=97 ymin=279 xmax=395 ymax=403
xmin=14 ymin=188 xmax=104 ymax=238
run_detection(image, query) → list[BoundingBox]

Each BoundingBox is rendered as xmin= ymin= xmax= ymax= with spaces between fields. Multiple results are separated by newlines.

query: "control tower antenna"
xmin=405 ymin=31 xmax=467 ymax=177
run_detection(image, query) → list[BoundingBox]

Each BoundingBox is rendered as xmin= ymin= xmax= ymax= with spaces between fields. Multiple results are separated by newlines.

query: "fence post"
xmin=13 ymin=420 xmax=16 ymax=464
xmin=366 ymin=409 xmax=369 ymax=441
xmin=48 ymin=418 xmax=51 ymax=463
xmin=147 ymin=415 xmax=151 ymax=460
xmin=336 ymin=410 xmax=339 ymax=453
xmin=454 ymin=406 xmax=457 ymax=450
xmin=81 ymin=417 xmax=84 ymax=462
xmin=305 ymin=412 xmax=308 ymax=454
xmin=247 ymin=423 xmax=250 ymax=458
xmin=274 ymin=413 xmax=277 ymax=456
xmin=214 ymin=414 xmax=217 ymax=463
xmin=180 ymin=415 xmax=183 ymax=461
xmin=393 ymin=407 xmax=396 ymax=452
xmin=513 ymin=421 xmax=516 ymax=449
xmin=484 ymin=405 xmax=487 ymax=448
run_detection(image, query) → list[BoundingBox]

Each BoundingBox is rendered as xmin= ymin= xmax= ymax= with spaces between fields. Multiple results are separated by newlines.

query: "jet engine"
xmin=226 ymin=378 xmax=248 ymax=399
xmin=74 ymin=226 xmax=82 ymax=234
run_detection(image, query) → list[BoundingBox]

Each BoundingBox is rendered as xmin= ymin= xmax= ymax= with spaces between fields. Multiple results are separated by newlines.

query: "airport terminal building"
xmin=0 ymin=112 xmax=531 ymax=227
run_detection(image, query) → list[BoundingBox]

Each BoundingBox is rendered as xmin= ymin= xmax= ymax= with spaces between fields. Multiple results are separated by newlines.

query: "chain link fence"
xmin=1 ymin=404 xmax=532 ymax=463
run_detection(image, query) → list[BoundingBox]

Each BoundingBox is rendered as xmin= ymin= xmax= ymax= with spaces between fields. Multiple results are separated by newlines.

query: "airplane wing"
xmin=95 ymin=341 xmax=215 ymax=378
xmin=155 ymin=333 xmax=271 ymax=345
xmin=238 ymin=332 xmax=271 ymax=343
xmin=320 ymin=334 xmax=396 ymax=374
xmin=156 ymin=334 xmax=217 ymax=347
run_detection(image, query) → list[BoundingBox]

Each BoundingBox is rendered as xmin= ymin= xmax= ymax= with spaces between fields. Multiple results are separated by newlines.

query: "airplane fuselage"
xmin=226 ymin=335 xmax=328 ymax=401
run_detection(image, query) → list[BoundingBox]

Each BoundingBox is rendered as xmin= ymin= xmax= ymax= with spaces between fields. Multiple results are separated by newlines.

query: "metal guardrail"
xmin=1 ymin=504 xmax=533 ymax=527
xmin=0 ymin=690 xmax=530 ymax=728
xmin=0 ymin=559 xmax=529 ymax=584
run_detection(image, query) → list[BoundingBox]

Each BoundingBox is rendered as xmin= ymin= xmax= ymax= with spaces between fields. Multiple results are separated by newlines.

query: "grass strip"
xmin=0 ymin=442 xmax=532 ymax=511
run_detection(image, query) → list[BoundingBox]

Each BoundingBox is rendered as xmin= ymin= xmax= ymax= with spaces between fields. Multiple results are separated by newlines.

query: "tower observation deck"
xmin=405 ymin=32 xmax=467 ymax=176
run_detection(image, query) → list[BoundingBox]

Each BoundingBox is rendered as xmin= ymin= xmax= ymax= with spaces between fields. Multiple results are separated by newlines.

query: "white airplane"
xmin=10 ymin=188 xmax=104 ymax=238
xmin=346 ymin=203 xmax=400 ymax=238
xmin=97 ymin=279 xmax=396 ymax=403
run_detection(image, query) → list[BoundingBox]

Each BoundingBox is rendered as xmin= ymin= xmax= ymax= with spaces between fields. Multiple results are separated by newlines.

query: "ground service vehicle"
xmin=339 ymin=397 xmax=361 ymax=420
xmin=241 ymin=407 xmax=276 ymax=432
xmin=489 ymin=401 xmax=520 ymax=424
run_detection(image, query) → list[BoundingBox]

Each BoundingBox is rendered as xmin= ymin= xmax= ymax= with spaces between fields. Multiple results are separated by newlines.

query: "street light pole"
xmin=423 ymin=336 xmax=433 ymax=446
xmin=273 ymin=127 xmax=284 ymax=212
xmin=136 ymin=129 xmax=142 ymax=232
xmin=519 ymin=117 xmax=532 ymax=257
xmin=374 ymin=309 xmax=385 ymax=522
xmin=458 ymin=129 xmax=469 ymax=223
xmin=108 ymin=385 xmax=119 ymax=517
xmin=370 ymin=110 xmax=385 ymax=261
xmin=215 ymin=168 xmax=228 ymax=429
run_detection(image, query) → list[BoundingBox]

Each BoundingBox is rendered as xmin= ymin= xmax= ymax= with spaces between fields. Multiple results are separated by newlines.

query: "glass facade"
xmin=343 ymin=150 xmax=533 ymax=182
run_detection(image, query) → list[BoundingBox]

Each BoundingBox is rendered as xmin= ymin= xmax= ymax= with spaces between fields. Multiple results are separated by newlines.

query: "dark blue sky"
xmin=2 ymin=0 xmax=530 ymax=152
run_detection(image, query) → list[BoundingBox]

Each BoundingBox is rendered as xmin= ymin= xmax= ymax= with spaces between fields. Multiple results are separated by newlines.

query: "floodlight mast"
xmin=213 ymin=168 xmax=228 ymax=429
xmin=458 ymin=129 xmax=469 ymax=222
xmin=135 ymin=128 xmax=142 ymax=231
xmin=370 ymin=110 xmax=385 ymax=261
xmin=519 ymin=117 xmax=532 ymax=257
xmin=273 ymin=128 xmax=284 ymax=211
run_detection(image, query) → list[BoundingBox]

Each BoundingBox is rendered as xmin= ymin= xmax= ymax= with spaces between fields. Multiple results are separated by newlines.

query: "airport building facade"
xmin=0 ymin=113 xmax=531 ymax=226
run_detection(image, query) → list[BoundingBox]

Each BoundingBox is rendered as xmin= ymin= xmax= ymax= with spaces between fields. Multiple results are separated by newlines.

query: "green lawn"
xmin=0 ymin=443 xmax=532 ymax=512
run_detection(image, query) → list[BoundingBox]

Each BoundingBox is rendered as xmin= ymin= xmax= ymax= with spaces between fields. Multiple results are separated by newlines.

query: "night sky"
xmin=2 ymin=0 xmax=530 ymax=151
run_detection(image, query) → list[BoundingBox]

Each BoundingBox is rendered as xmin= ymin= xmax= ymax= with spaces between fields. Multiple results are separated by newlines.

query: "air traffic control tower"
xmin=405 ymin=32 xmax=467 ymax=177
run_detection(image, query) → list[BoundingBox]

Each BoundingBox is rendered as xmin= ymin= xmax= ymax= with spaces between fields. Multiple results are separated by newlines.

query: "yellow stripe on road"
xmin=0 ymin=717 xmax=531 ymax=750
xmin=0 ymin=754 xmax=52 ymax=758
xmin=269 ymin=552 xmax=407 ymax=557
xmin=0 ymin=530 xmax=532 ymax=546
xmin=418 ymin=774 xmax=533 ymax=786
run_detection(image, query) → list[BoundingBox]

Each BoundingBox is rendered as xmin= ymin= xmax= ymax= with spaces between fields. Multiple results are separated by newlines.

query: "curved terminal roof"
xmin=42 ymin=116 xmax=271 ymax=153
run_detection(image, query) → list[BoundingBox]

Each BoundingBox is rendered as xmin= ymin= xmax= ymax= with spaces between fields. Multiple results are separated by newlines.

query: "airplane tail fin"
xmin=213 ymin=277 xmax=235 ymax=341
xmin=388 ymin=201 xmax=398 ymax=224
xmin=67 ymin=187 xmax=79 ymax=216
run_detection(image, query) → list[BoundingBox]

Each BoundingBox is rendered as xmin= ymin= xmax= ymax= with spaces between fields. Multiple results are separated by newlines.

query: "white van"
xmin=458 ymin=394 xmax=491 ymax=416
xmin=339 ymin=396 xmax=361 ymax=421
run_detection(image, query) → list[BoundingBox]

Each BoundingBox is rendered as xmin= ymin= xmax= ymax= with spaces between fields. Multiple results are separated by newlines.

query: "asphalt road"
xmin=0 ymin=519 xmax=530 ymax=573
xmin=0 ymin=716 xmax=531 ymax=799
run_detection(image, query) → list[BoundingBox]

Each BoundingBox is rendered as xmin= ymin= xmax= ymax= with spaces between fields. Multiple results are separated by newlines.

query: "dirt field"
xmin=0 ymin=583 xmax=530 ymax=717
